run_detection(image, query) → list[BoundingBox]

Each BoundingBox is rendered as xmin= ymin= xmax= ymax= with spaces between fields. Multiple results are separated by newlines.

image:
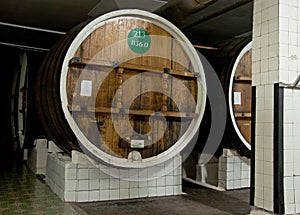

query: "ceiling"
xmin=0 ymin=0 xmax=253 ymax=52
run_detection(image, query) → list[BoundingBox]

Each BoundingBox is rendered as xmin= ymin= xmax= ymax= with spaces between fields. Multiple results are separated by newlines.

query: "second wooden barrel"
xmin=36 ymin=9 xmax=207 ymax=168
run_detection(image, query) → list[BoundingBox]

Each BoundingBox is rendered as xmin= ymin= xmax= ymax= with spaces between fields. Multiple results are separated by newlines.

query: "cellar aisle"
xmin=0 ymin=156 xmax=79 ymax=215
xmin=0 ymin=154 xmax=251 ymax=215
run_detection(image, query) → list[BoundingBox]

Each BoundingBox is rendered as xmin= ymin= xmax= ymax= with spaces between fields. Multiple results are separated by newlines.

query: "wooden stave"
xmin=35 ymin=22 xmax=90 ymax=153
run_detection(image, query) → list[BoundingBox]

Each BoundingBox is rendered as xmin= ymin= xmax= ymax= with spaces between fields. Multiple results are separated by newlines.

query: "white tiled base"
xmin=27 ymin=139 xmax=48 ymax=175
xmin=46 ymin=151 xmax=183 ymax=202
xmin=218 ymin=149 xmax=251 ymax=190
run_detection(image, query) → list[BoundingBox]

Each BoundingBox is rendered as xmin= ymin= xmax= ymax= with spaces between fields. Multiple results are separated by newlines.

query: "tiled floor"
xmin=0 ymin=156 xmax=78 ymax=215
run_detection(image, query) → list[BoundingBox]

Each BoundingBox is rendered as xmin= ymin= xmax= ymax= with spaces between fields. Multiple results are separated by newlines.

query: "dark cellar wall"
xmin=0 ymin=46 xmax=19 ymax=158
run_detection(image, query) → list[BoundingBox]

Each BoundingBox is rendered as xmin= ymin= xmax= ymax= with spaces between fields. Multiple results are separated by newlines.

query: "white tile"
xmin=263 ymin=149 xmax=273 ymax=162
xmin=255 ymin=197 xmax=264 ymax=209
xmin=285 ymin=203 xmax=296 ymax=215
xmin=294 ymin=176 xmax=300 ymax=189
xmin=129 ymin=181 xmax=139 ymax=188
xmin=119 ymin=169 xmax=129 ymax=180
xmin=284 ymin=150 xmax=294 ymax=164
xmin=100 ymin=179 xmax=109 ymax=190
xmin=261 ymin=58 xmax=269 ymax=72
xmin=234 ymin=180 xmax=241 ymax=189
xmin=284 ymin=163 xmax=294 ymax=177
xmin=264 ymin=188 xmax=273 ymax=202
xmin=173 ymin=175 xmax=181 ymax=185
xmin=110 ymin=178 xmax=120 ymax=189
xmin=269 ymin=57 xmax=279 ymax=71
xmin=120 ymin=189 xmax=129 ymax=199
xmin=269 ymin=31 xmax=279 ymax=45
xmin=253 ymin=48 xmax=261 ymax=62
xmin=129 ymin=169 xmax=139 ymax=181
xmin=166 ymin=186 xmax=174 ymax=195
xmin=129 ymin=188 xmax=139 ymax=199
xmin=78 ymin=169 xmax=89 ymax=180
xmin=65 ymin=180 xmax=77 ymax=191
xmin=174 ymin=166 xmax=181 ymax=176
xmin=269 ymin=18 xmax=279 ymax=33
xmin=241 ymin=171 xmax=250 ymax=180
xmin=64 ymin=191 xmax=76 ymax=202
xmin=226 ymin=171 xmax=234 ymax=181
xmin=284 ymin=189 xmax=295 ymax=204
xmin=99 ymin=170 xmax=110 ymax=179
xmin=261 ymin=21 xmax=269 ymax=35
xmin=89 ymin=179 xmax=100 ymax=190
xmin=89 ymin=168 xmax=99 ymax=179
xmin=173 ymin=185 xmax=182 ymax=195
xmin=65 ymin=168 xmax=77 ymax=180
xmin=226 ymin=180 xmax=234 ymax=190
xmin=264 ymin=174 xmax=273 ymax=189
xmin=138 ymin=169 xmax=148 ymax=180
xmin=77 ymin=180 xmax=89 ymax=191
xmin=234 ymin=169 xmax=241 ymax=180
xmin=89 ymin=190 xmax=100 ymax=201
xmin=100 ymin=190 xmax=109 ymax=201
xmin=166 ymin=176 xmax=174 ymax=186
xmin=255 ymin=185 xmax=263 ymax=199
xmin=241 ymin=179 xmax=250 ymax=188
xmin=263 ymin=161 xmax=273 ymax=176
xmin=139 ymin=187 xmax=148 ymax=198
xmin=139 ymin=180 xmax=147 ymax=188
xmin=295 ymin=203 xmax=300 ymax=213
xmin=147 ymin=179 xmax=156 ymax=187
xmin=263 ymin=200 xmax=273 ymax=212
xmin=157 ymin=187 xmax=166 ymax=196
xmin=110 ymin=190 xmax=120 ymax=200
xmin=157 ymin=177 xmax=166 ymax=186
xmin=77 ymin=191 xmax=89 ymax=202
xmin=255 ymin=173 xmax=264 ymax=187
xmin=148 ymin=187 xmax=157 ymax=197
xmin=147 ymin=167 xmax=157 ymax=179
xmin=295 ymin=190 xmax=300 ymax=203
xmin=120 ymin=180 xmax=130 ymax=189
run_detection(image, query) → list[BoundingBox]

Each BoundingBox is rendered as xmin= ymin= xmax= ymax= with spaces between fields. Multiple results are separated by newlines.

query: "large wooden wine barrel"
xmin=227 ymin=41 xmax=252 ymax=155
xmin=36 ymin=10 xmax=206 ymax=168
xmin=205 ymin=38 xmax=252 ymax=157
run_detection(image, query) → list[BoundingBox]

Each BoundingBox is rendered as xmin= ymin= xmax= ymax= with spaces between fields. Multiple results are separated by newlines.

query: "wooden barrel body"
xmin=36 ymin=10 xmax=206 ymax=168
xmin=228 ymin=42 xmax=252 ymax=154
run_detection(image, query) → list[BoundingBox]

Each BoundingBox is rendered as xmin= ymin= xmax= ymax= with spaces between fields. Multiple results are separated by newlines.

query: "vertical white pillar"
xmin=252 ymin=0 xmax=300 ymax=213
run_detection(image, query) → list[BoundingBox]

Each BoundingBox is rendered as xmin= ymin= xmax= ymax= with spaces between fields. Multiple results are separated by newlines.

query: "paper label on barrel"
xmin=80 ymin=80 xmax=92 ymax=97
xmin=127 ymin=28 xmax=151 ymax=54
xmin=234 ymin=91 xmax=242 ymax=105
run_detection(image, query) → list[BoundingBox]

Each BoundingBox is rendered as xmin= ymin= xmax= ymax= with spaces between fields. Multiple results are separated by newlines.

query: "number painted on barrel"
xmin=128 ymin=28 xmax=151 ymax=54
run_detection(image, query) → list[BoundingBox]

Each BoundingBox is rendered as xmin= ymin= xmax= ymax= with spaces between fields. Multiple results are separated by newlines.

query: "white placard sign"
xmin=234 ymin=91 xmax=242 ymax=105
xmin=80 ymin=80 xmax=92 ymax=97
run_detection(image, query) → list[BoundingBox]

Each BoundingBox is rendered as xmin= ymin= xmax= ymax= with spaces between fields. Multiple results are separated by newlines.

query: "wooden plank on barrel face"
xmin=150 ymin=21 xmax=172 ymax=69
xmin=235 ymin=50 xmax=252 ymax=79
xmin=233 ymin=82 xmax=252 ymax=114
xmin=122 ymin=69 xmax=141 ymax=110
xmin=236 ymin=118 xmax=251 ymax=143
xmin=89 ymin=25 xmax=106 ymax=59
xmin=172 ymin=38 xmax=191 ymax=72
xmin=170 ymin=76 xmax=197 ymax=113
xmin=140 ymin=72 xmax=163 ymax=111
